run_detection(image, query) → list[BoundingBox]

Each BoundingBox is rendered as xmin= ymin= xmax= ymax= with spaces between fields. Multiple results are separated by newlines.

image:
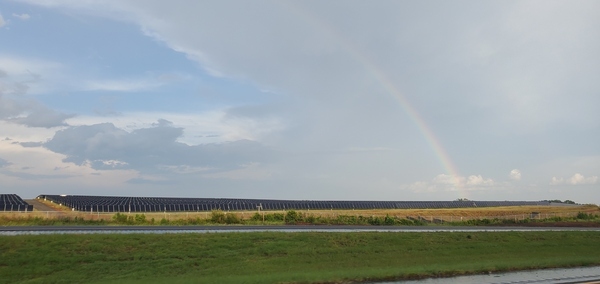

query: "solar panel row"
xmin=38 ymin=194 xmax=551 ymax=212
xmin=0 ymin=194 xmax=34 ymax=211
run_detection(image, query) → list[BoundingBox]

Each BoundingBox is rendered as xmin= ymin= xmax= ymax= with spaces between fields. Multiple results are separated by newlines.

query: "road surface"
xmin=2 ymin=225 xmax=600 ymax=233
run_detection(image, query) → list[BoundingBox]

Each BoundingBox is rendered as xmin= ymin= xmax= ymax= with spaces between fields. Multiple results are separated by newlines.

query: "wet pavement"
xmin=381 ymin=266 xmax=600 ymax=284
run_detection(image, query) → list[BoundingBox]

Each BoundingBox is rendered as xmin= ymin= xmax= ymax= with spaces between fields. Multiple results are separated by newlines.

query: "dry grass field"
xmin=301 ymin=204 xmax=599 ymax=217
xmin=262 ymin=205 xmax=600 ymax=223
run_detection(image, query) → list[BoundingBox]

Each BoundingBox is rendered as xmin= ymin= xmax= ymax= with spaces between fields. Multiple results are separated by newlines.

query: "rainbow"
xmin=363 ymin=60 xmax=464 ymax=192
xmin=288 ymin=3 xmax=464 ymax=192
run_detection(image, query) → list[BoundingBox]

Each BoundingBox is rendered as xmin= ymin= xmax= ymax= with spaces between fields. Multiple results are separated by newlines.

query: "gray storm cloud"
xmin=43 ymin=121 xmax=274 ymax=173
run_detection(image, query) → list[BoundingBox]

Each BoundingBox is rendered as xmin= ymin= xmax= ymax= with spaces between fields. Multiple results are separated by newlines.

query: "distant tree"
xmin=544 ymin=199 xmax=577 ymax=204
xmin=455 ymin=198 xmax=470 ymax=201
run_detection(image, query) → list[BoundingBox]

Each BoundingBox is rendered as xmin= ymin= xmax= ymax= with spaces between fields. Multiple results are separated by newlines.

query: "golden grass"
xmin=274 ymin=205 xmax=600 ymax=222
xmin=3 ymin=203 xmax=598 ymax=223
xmin=308 ymin=205 xmax=599 ymax=217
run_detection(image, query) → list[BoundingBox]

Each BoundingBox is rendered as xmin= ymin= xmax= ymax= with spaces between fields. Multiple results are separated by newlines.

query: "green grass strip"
xmin=1 ymin=232 xmax=599 ymax=284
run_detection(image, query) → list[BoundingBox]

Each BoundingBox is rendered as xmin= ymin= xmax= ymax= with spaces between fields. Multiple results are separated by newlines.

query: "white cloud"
xmin=466 ymin=175 xmax=495 ymax=186
xmin=13 ymin=13 xmax=31 ymax=20
xmin=550 ymin=176 xmax=564 ymax=185
xmin=550 ymin=173 xmax=598 ymax=185
xmin=410 ymin=173 xmax=495 ymax=193
xmin=0 ymin=121 xmax=58 ymax=142
xmin=509 ymin=169 xmax=521 ymax=181
xmin=432 ymin=174 xmax=459 ymax=185
xmin=99 ymin=159 xmax=128 ymax=168
xmin=0 ymin=13 xmax=5 ymax=27
xmin=569 ymin=173 xmax=598 ymax=185
xmin=0 ymin=137 xmax=137 ymax=182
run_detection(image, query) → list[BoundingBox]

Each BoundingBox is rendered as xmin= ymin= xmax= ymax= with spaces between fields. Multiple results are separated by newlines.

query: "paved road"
xmin=24 ymin=199 xmax=58 ymax=212
xmin=399 ymin=266 xmax=600 ymax=284
xmin=2 ymin=225 xmax=600 ymax=233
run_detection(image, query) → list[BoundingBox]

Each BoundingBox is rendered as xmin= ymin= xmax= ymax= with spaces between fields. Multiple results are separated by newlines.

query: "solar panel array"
xmin=38 ymin=194 xmax=552 ymax=212
xmin=0 ymin=194 xmax=33 ymax=211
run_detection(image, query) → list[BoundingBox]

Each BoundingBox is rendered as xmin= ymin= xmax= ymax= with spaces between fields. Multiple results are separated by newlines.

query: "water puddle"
xmin=380 ymin=266 xmax=600 ymax=284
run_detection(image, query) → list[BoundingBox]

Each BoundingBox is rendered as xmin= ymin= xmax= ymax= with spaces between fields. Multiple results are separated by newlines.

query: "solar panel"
xmin=35 ymin=194 xmax=555 ymax=213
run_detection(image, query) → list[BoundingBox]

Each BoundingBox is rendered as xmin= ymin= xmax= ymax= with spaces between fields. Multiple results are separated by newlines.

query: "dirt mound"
xmin=25 ymin=199 xmax=61 ymax=211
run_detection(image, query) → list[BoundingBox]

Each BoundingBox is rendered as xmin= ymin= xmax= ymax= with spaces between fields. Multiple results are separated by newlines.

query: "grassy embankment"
xmin=1 ymin=203 xmax=599 ymax=226
xmin=1 ymin=231 xmax=599 ymax=284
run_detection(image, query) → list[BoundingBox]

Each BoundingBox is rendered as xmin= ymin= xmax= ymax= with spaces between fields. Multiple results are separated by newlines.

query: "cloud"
xmin=551 ymin=173 xmax=598 ymax=185
xmin=466 ymin=175 xmax=495 ymax=186
xmin=0 ymin=93 xmax=26 ymax=119
xmin=0 ymin=56 xmax=60 ymax=80
xmin=410 ymin=173 xmax=495 ymax=193
xmin=550 ymin=176 xmax=564 ymax=185
xmin=27 ymin=1 xmax=599 ymax=151
xmin=0 ymin=157 xmax=11 ymax=167
xmin=0 ymin=56 xmax=73 ymax=128
xmin=0 ymin=55 xmax=70 ymax=99
xmin=0 ymin=138 xmax=144 ymax=199
xmin=0 ymin=94 xmax=73 ymax=128
xmin=0 ymin=121 xmax=58 ymax=147
xmin=12 ymin=13 xmax=31 ymax=20
xmin=19 ymin=141 xmax=44 ymax=147
xmin=67 ymin=109 xmax=285 ymax=146
xmin=9 ymin=1 xmax=600 ymax=203
xmin=570 ymin=173 xmax=598 ymax=185
xmin=0 ymin=170 xmax=72 ymax=180
xmin=9 ymin=107 xmax=74 ymax=128
xmin=43 ymin=120 xmax=274 ymax=173
xmin=90 ymin=159 xmax=129 ymax=170
xmin=0 ymin=13 xmax=5 ymax=27
xmin=509 ymin=169 xmax=521 ymax=181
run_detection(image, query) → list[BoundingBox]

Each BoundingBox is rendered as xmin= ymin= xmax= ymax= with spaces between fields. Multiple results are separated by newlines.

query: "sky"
xmin=0 ymin=1 xmax=598 ymax=204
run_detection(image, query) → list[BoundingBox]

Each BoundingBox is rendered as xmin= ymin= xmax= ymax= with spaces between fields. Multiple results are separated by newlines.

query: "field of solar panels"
xmin=0 ymin=194 xmax=33 ymax=212
xmin=37 ymin=194 xmax=559 ymax=212
xmin=2 ymin=194 xmax=599 ymax=227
